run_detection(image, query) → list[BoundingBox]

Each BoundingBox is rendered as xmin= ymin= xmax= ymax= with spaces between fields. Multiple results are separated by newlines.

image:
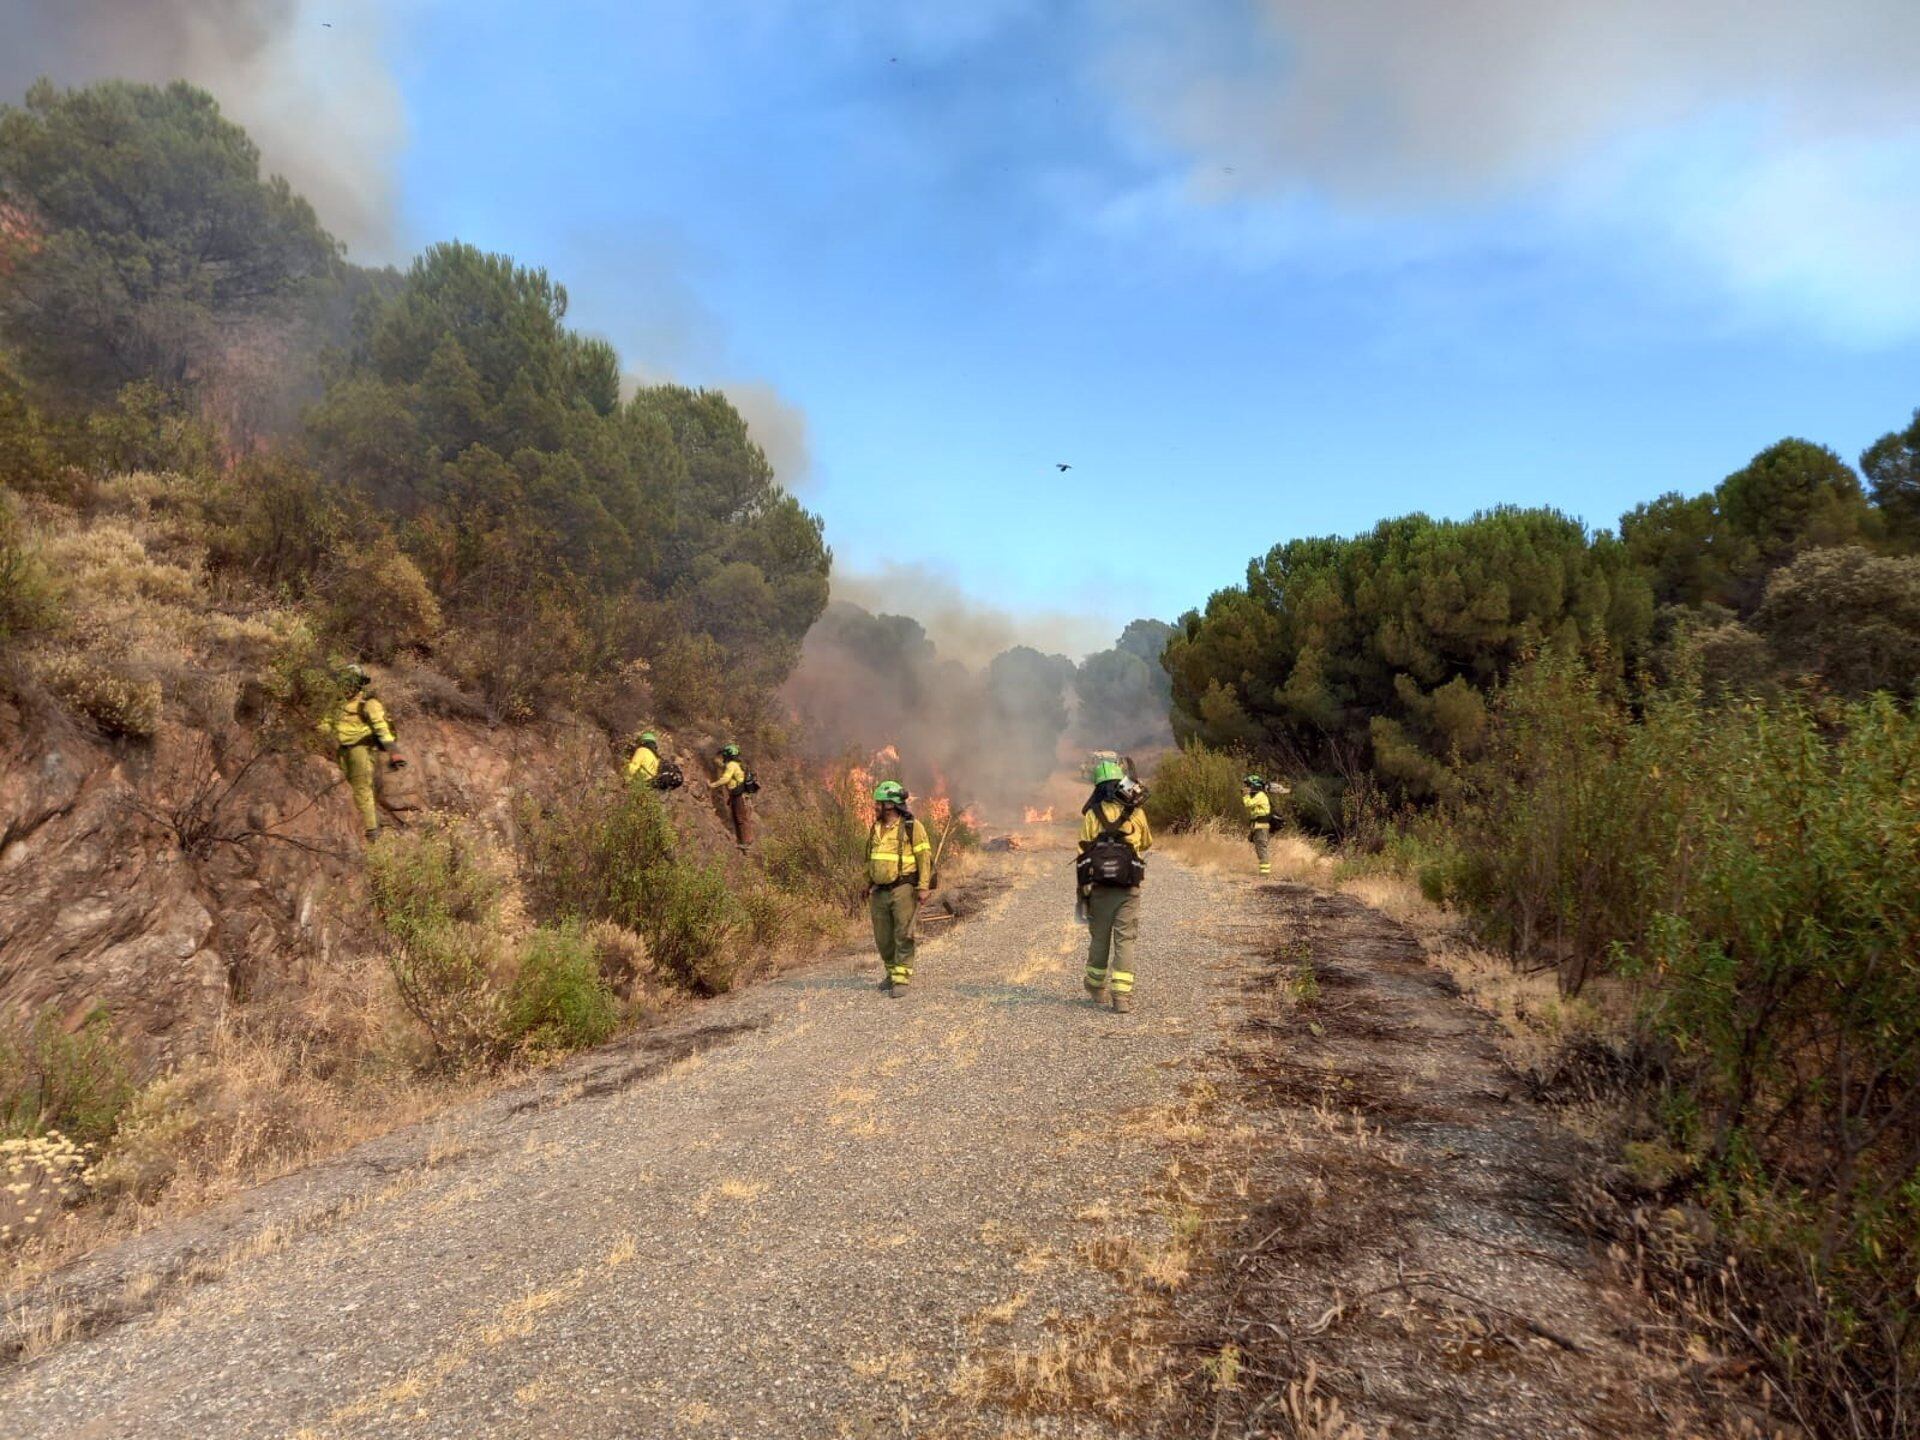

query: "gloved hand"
xmin=387 ymin=755 xmax=408 ymax=770
xmin=915 ymin=888 xmax=930 ymax=902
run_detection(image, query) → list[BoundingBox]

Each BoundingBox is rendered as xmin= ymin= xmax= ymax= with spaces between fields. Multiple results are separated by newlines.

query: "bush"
xmin=318 ymin=535 xmax=442 ymax=662
xmin=504 ymin=924 xmax=620 ymax=1055
xmin=1145 ymin=741 xmax=1244 ymax=832
xmin=520 ymin=780 xmax=748 ymax=995
xmin=1425 ymin=650 xmax=1681 ymax=992
xmin=1424 ymin=655 xmax=1920 ymax=1428
xmin=203 ymin=453 xmax=346 ymax=590
xmin=39 ymin=653 xmax=162 ymax=738
xmin=367 ymin=823 xmax=511 ymax=1068
xmin=761 ymin=760 xmax=871 ymax=914
xmin=0 ymin=1009 xmax=135 ymax=1146
xmin=0 ymin=495 xmax=59 ymax=643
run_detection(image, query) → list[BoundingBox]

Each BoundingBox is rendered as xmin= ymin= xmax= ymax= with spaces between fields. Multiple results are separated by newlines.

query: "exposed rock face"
xmin=1 ymin=706 xmax=738 ymax=1080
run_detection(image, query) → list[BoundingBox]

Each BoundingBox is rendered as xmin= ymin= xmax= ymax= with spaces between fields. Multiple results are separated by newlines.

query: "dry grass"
xmin=1 ymin=958 xmax=474 ymax=1300
xmin=1332 ymin=868 xmax=1637 ymax=1075
xmin=1158 ymin=819 xmax=1335 ymax=884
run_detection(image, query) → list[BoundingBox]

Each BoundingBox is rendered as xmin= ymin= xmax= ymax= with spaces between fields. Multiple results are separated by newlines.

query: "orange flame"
xmin=875 ymin=744 xmax=900 ymax=765
xmin=1023 ymin=805 xmax=1055 ymax=824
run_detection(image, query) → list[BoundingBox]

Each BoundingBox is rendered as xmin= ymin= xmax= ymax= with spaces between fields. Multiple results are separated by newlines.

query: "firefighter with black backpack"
xmin=1077 ymin=758 xmax=1153 ymax=1013
xmin=866 ymin=780 xmax=932 ymax=997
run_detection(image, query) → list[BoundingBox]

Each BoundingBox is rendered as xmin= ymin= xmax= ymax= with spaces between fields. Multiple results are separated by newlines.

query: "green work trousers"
xmin=339 ymin=744 xmax=379 ymax=836
xmin=1084 ymin=885 xmax=1141 ymax=995
xmin=869 ymin=881 xmax=920 ymax=986
xmin=1250 ymin=822 xmax=1271 ymax=875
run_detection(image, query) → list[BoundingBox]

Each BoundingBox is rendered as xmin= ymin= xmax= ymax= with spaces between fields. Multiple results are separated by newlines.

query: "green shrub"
xmin=0 ymin=495 xmax=59 ymax=642
xmin=520 ymin=780 xmax=748 ymax=995
xmin=367 ymin=823 xmax=510 ymax=1068
xmin=1425 ymin=649 xmax=1684 ymax=991
xmin=318 ymin=536 xmax=443 ymax=662
xmin=1145 ymin=741 xmax=1244 ymax=832
xmin=203 ymin=453 xmax=347 ymax=590
xmin=504 ymin=924 xmax=620 ymax=1055
xmin=1425 ymin=655 xmax=1920 ymax=1427
xmin=0 ymin=1009 xmax=135 ymax=1146
xmin=40 ymin=653 xmax=162 ymax=738
xmin=761 ymin=761 xmax=870 ymax=914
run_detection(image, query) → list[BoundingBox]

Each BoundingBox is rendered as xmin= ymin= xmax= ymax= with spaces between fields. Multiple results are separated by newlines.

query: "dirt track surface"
xmin=3 ymin=840 xmax=1239 ymax=1438
xmin=3 ymin=847 xmax=1744 ymax=1438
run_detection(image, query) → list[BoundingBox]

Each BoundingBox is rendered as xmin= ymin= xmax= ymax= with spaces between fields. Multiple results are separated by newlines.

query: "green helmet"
xmin=1245 ymin=774 xmax=1265 ymax=790
xmin=1090 ymin=759 xmax=1126 ymax=784
xmin=342 ymin=663 xmax=370 ymax=690
xmin=639 ymin=731 xmax=658 ymax=747
xmin=873 ymin=780 xmax=908 ymax=806
xmin=719 ymin=743 xmax=740 ymax=758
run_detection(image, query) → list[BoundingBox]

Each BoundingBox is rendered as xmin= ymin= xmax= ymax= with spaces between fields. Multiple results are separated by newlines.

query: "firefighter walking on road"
xmin=708 ymin=742 xmax=755 ymax=848
xmin=1243 ymin=773 xmax=1276 ymax=876
xmin=866 ymin=780 xmax=932 ymax=997
xmin=1077 ymin=759 xmax=1152 ymax=1013
xmin=320 ymin=664 xmax=405 ymax=842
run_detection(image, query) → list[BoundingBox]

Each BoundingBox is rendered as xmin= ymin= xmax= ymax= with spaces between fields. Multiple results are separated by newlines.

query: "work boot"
xmin=1084 ymin=978 xmax=1107 ymax=1004
xmin=1111 ymin=991 xmax=1134 ymax=1014
xmin=878 ymin=976 xmax=894 ymax=995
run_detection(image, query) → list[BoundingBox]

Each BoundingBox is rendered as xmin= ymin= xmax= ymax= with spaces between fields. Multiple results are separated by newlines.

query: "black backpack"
xmin=1076 ymin=803 xmax=1145 ymax=888
xmin=738 ymin=768 xmax=761 ymax=796
xmin=652 ymin=758 xmax=684 ymax=791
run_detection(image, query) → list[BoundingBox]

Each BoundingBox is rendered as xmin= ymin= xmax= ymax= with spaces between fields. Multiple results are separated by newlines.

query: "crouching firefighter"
xmin=867 ymin=781 xmax=932 ymax=997
xmin=1077 ymin=759 xmax=1152 ymax=1013
xmin=321 ymin=664 xmax=406 ymax=841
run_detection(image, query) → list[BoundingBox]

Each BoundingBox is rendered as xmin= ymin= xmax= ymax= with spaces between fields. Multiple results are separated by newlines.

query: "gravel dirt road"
xmin=2 ymin=838 xmax=1752 ymax=1438
xmin=4 ymin=836 xmax=1243 ymax=1438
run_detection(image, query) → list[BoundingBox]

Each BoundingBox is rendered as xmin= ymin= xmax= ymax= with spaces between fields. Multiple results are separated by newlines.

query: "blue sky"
xmin=26 ymin=0 xmax=1918 ymax=655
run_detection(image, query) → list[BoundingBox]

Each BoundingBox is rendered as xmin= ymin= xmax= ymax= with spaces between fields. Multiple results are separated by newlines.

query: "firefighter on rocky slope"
xmin=625 ymin=730 xmax=662 ymax=784
xmin=866 ymin=780 xmax=932 ymax=997
xmin=708 ymin=742 xmax=755 ymax=848
xmin=1077 ymin=759 xmax=1152 ymax=1013
xmin=320 ymin=664 xmax=405 ymax=841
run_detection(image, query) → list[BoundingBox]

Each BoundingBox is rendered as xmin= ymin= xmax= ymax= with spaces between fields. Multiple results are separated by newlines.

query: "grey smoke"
xmin=1106 ymin=1 xmax=1920 ymax=201
xmin=0 ymin=0 xmax=405 ymax=257
xmin=1101 ymin=1 xmax=1920 ymax=334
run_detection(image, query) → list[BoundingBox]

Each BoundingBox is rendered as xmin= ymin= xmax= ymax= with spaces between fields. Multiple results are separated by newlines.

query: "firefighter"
xmin=1077 ymin=758 xmax=1152 ymax=1013
xmin=866 ymin=780 xmax=932 ymax=997
xmin=1243 ymin=774 xmax=1274 ymax=876
xmin=625 ymin=730 xmax=661 ymax=784
xmin=708 ymin=742 xmax=754 ymax=848
xmin=319 ymin=664 xmax=405 ymax=841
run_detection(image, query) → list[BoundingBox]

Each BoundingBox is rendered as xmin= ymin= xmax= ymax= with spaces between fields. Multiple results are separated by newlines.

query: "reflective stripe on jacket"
xmin=868 ymin=817 xmax=932 ymax=887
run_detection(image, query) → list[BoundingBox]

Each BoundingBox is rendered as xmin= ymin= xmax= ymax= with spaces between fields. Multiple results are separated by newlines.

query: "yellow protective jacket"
xmin=1243 ymin=790 xmax=1272 ymax=824
xmin=626 ymin=744 xmax=660 ymax=782
xmin=1079 ymin=799 xmax=1152 ymax=855
xmin=710 ymin=758 xmax=746 ymax=793
xmin=868 ymin=816 xmax=932 ymax=888
xmin=321 ymin=693 xmax=395 ymax=750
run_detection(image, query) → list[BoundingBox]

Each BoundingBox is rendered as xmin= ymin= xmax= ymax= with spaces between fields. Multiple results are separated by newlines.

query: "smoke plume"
xmin=783 ymin=585 xmax=1174 ymax=820
xmin=1101 ymin=0 xmax=1920 ymax=336
xmin=0 ymin=0 xmax=405 ymax=256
